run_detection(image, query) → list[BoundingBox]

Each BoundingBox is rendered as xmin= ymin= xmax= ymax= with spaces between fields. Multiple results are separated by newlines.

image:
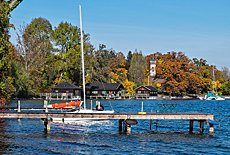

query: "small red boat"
xmin=52 ymin=101 xmax=82 ymax=108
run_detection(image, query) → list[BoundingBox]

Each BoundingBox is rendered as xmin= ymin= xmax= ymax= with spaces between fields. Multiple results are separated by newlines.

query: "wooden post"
xmin=44 ymin=115 xmax=51 ymax=132
xmin=17 ymin=100 xmax=21 ymax=121
xmin=141 ymin=101 xmax=143 ymax=112
xmin=17 ymin=100 xmax=21 ymax=112
xmin=44 ymin=100 xmax=48 ymax=112
xmin=150 ymin=119 xmax=152 ymax=130
xmin=127 ymin=124 xmax=131 ymax=135
xmin=62 ymin=118 xmax=65 ymax=131
xmin=91 ymin=100 xmax=92 ymax=110
xmin=209 ymin=124 xmax=214 ymax=135
xmin=189 ymin=120 xmax=194 ymax=133
xmin=200 ymin=121 xmax=204 ymax=134
xmin=156 ymin=119 xmax=158 ymax=130
xmin=119 ymin=119 xmax=123 ymax=132
xmin=123 ymin=120 xmax=127 ymax=132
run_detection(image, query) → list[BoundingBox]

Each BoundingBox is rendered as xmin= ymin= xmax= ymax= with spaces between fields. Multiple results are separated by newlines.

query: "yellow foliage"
xmin=158 ymin=59 xmax=163 ymax=64
xmin=213 ymin=80 xmax=221 ymax=89
xmin=156 ymin=83 xmax=161 ymax=90
xmin=144 ymin=64 xmax=150 ymax=76
xmin=53 ymin=78 xmax=60 ymax=86
xmin=123 ymin=79 xmax=135 ymax=95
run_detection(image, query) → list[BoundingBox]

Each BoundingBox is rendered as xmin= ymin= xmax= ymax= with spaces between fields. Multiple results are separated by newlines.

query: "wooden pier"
xmin=0 ymin=100 xmax=218 ymax=135
xmin=0 ymin=111 xmax=215 ymax=135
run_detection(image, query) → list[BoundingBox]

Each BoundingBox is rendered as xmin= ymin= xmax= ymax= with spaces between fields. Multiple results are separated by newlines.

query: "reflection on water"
xmin=1 ymin=99 xmax=230 ymax=154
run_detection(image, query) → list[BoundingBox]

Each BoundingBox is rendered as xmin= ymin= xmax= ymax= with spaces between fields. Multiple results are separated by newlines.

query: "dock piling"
xmin=123 ymin=120 xmax=127 ymax=132
xmin=199 ymin=121 xmax=204 ymax=134
xmin=44 ymin=115 xmax=51 ymax=132
xmin=119 ymin=119 xmax=123 ymax=132
xmin=17 ymin=100 xmax=21 ymax=121
xmin=189 ymin=120 xmax=194 ymax=133
xmin=209 ymin=124 xmax=214 ymax=135
xmin=127 ymin=124 xmax=131 ymax=135
xmin=150 ymin=119 xmax=152 ymax=130
xmin=44 ymin=100 xmax=48 ymax=112
xmin=17 ymin=100 xmax=21 ymax=112
xmin=62 ymin=118 xmax=65 ymax=131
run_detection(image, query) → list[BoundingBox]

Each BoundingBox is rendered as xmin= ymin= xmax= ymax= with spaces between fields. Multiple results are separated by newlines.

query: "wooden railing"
xmin=39 ymin=93 xmax=81 ymax=100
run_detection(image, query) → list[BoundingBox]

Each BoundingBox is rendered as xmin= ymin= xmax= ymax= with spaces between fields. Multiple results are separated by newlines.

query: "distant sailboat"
xmin=199 ymin=66 xmax=225 ymax=100
xmin=52 ymin=5 xmax=114 ymax=121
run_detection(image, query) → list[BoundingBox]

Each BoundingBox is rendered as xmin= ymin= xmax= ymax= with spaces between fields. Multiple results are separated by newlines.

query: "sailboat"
xmin=199 ymin=66 xmax=225 ymax=100
xmin=51 ymin=5 xmax=114 ymax=121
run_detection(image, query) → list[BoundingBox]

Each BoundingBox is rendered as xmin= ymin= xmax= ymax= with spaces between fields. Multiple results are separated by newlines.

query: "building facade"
xmin=85 ymin=83 xmax=125 ymax=99
xmin=51 ymin=81 xmax=82 ymax=99
xmin=134 ymin=85 xmax=159 ymax=99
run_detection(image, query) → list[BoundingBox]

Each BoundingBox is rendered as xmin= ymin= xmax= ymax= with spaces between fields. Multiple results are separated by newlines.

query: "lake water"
xmin=1 ymin=99 xmax=230 ymax=154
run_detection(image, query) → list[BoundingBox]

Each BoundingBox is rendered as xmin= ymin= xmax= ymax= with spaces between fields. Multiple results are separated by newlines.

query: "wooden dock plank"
xmin=0 ymin=112 xmax=214 ymax=121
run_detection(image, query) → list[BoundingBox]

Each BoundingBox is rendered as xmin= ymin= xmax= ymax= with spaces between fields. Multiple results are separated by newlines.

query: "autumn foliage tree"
xmin=3 ymin=0 xmax=230 ymax=99
xmin=109 ymin=52 xmax=127 ymax=83
xmin=156 ymin=52 xmax=203 ymax=96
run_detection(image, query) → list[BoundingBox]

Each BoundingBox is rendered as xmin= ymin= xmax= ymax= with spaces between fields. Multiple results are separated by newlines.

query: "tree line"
xmin=1 ymin=2 xmax=230 ymax=102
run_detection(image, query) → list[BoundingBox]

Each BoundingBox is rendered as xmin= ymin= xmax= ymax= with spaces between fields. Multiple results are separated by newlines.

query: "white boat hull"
xmin=199 ymin=93 xmax=225 ymax=100
xmin=205 ymin=97 xmax=225 ymax=100
xmin=52 ymin=109 xmax=115 ymax=122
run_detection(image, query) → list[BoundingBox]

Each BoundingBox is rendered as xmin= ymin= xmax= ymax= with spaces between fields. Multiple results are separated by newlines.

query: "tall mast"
xmin=79 ymin=5 xmax=86 ymax=109
xmin=212 ymin=65 xmax=218 ymax=95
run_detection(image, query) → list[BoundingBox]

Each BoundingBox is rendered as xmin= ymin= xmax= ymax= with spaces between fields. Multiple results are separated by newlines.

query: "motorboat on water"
xmin=199 ymin=93 xmax=225 ymax=100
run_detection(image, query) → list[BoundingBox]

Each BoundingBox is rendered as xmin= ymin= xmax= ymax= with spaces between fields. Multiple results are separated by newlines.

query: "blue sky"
xmin=9 ymin=0 xmax=230 ymax=70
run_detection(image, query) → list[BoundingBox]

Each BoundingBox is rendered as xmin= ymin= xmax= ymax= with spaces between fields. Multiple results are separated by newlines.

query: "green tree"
xmin=86 ymin=44 xmax=116 ymax=83
xmin=5 ymin=0 xmax=23 ymax=12
xmin=0 ymin=1 xmax=15 ymax=100
xmin=16 ymin=17 xmax=54 ymax=95
xmin=52 ymin=21 xmax=90 ymax=86
xmin=125 ymin=51 xmax=132 ymax=70
xmin=128 ymin=50 xmax=146 ymax=86
xmin=9 ymin=61 xmax=30 ymax=97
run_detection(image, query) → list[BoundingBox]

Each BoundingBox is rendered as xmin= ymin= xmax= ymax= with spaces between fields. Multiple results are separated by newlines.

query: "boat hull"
xmin=52 ymin=109 xmax=115 ymax=122
xmin=199 ymin=93 xmax=225 ymax=100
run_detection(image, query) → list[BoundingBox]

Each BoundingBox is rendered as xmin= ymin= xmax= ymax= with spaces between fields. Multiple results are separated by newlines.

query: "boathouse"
xmin=134 ymin=85 xmax=159 ymax=99
xmin=49 ymin=81 xmax=82 ymax=100
xmin=85 ymin=83 xmax=125 ymax=99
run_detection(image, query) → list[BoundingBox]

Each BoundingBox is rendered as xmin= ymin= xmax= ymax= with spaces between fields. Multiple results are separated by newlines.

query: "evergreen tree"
xmin=128 ymin=50 xmax=146 ymax=86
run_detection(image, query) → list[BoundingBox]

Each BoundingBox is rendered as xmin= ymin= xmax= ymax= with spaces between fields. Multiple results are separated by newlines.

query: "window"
xmin=92 ymin=91 xmax=98 ymax=94
xmin=138 ymin=91 xmax=141 ymax=94
xmin=55 ymin=90 xmax=58 ymax=93
xmin=144 ymin=91 xmax=147 ymax=94
xmin=102 ymin=91 xmax=106 ymax=94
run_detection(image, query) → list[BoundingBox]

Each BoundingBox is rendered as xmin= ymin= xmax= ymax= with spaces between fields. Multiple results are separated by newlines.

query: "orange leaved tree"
xmin=156 ymin=51 xmax=203 ymax=96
